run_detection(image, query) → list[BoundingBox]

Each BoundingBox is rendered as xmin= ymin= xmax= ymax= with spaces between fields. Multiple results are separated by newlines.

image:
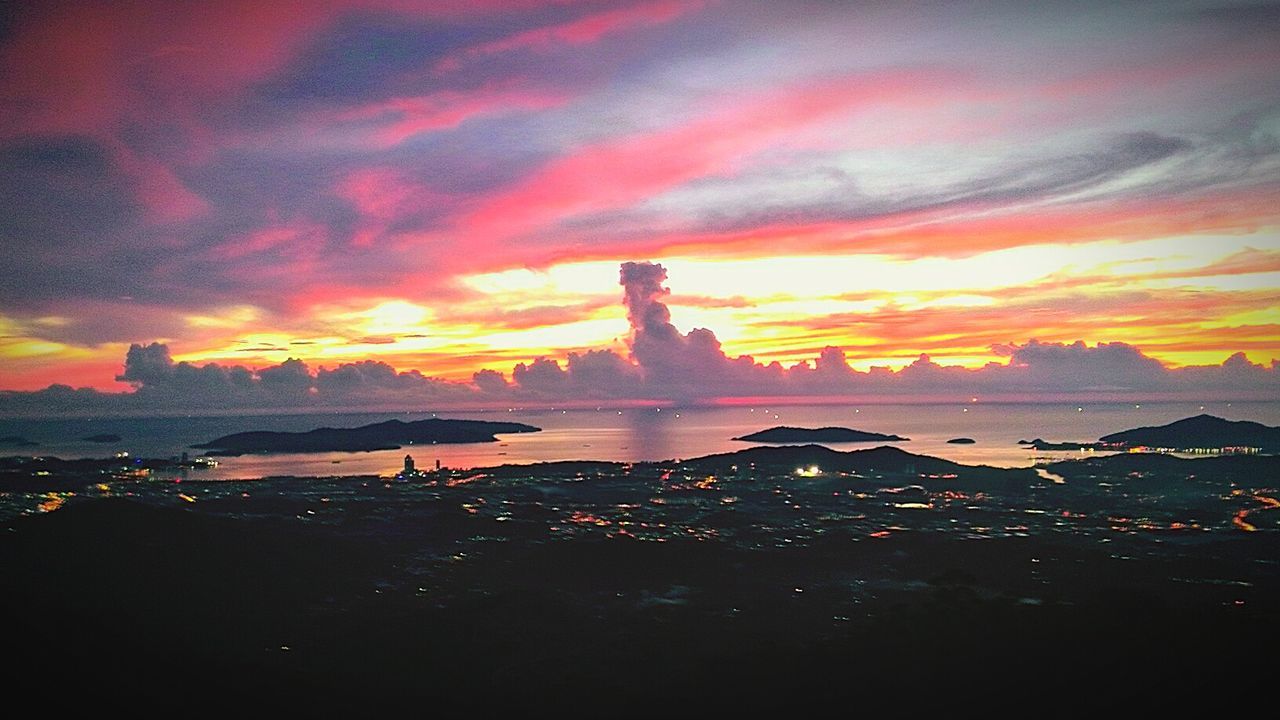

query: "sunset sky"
xmin=1 ymin=0 xmax=1278 ymax=405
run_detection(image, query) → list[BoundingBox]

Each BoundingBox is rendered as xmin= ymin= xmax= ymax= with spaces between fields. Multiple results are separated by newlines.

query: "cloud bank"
xmin=1 ymin=262 xmax=1274 ymax=416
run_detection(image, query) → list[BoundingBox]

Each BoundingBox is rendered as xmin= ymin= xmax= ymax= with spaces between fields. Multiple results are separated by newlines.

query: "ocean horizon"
xmin=4 ymin=400 xmax=1276 ymax=480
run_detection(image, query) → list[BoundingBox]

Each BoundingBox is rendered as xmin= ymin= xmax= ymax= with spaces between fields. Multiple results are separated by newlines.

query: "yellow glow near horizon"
xmin=4 ymin=229 xmax=1276 ymax=391
xmin=185 ymin=305 xmax=261 ymax=329
xmin=347 ymin=301 xmax=431 ymax=335
xmin=445 ymin=233 xmax=1279 ymax=373
xmin=1 ymin=338 xmax=76 ymax=358
xmin=464 ymin=233 xmax=1275 ymax=299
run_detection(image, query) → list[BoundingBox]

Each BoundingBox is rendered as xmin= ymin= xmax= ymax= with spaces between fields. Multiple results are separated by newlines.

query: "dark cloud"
xmin=1004 ymin=340 xmax=1169 ymax=392
xmin=618 ymin=261 xmax=745 ymax=398
xmin=471 ymin=368 xmax=510 ymax=393
xmin=100 ymin=342 xmax=475 ymax=411
xmin=250 ymin=15 xmax=483 ymax=110
xmin=397 ymin=124 xmax=557 ymax=195
xmin=955 ymin=132 xmax=1192 ymax=205
xmin=242 ymin=4 xmax=589 ymax=122
xmin=512 ymin=349 xmax=644 ymax=399
xmin=511 ymin=356 xmax=569 ymax=395
xmin=0 ymin=2 xmax=21 ymax=45
xmin=7 ymin=301 xmax=192 ymax=348
xmin=0 ymin=137 xmax=143 ymax=307
xmin=1192 ymin=3 xmax=1280 ymax=33
xmin=117 ymin=342 xmax=178 ymax=386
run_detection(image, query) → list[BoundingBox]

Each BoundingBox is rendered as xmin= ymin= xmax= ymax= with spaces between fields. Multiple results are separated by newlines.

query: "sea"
xmin=2 ymin=400 xmax=1276 ymax=480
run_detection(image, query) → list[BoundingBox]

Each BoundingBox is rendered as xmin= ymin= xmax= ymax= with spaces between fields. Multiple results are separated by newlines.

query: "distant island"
xmin=1019 ymin=439 xmax=1110 ymax=451
xmin=1100 ymin=414 xmax=1280 ymax=452
xmin=0 ymin=435 xmax=38 ymax=448
xmin=947 ymin=437 xmax=976 ymax=444
xmin=1019 ymin=414 xmax=1279 ymax=454
xmin=733 ymin=426 xmax=908 ymax=444
xmin=193 ymin=418 xmax=541 ymax=456
xmin=81 ymin=434 xmax=122 ymax=443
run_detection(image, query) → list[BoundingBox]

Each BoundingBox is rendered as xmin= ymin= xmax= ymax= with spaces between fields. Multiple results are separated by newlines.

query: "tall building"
xmin=403 ymin=454 xmax=415 ymax=475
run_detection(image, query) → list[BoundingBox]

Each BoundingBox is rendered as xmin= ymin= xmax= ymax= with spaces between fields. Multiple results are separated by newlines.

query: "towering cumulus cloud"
xmin=620 ymin=261 xmax=739 ymax=397
xmin=620 ymin=261 xmax=674 ymax=339
xmin=0 ymin=261 xmax=1276 ymax=414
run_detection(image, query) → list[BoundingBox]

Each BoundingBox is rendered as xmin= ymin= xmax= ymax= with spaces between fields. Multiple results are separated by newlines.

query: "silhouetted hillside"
xmin=194 ymin=418 xmax=540 ymax=455
xmin=1100 ymin=414 xmax=1280 ymax=451
xmin=734 ymin=426 xmax=908 ymax=443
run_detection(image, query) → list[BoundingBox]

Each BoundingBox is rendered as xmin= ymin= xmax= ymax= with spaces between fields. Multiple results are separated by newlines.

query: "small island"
xmin=193 ymin=418 xmax=541 ymax=456
xmin=947 ymin=437 xmax=976 ymax=444
xmin=82 ymin=434 xmax=122 ymax=443
xmin=733 ymin=426 xmax=909 ymax=444
xmin=1020 ymin=438 xmax=1110 ymax=451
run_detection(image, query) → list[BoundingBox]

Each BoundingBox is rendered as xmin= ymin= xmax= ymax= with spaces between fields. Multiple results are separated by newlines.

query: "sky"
xmin=1 ymin=0 xmax=1278 ymax=412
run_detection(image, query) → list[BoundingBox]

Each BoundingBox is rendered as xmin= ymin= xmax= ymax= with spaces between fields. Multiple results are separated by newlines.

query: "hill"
xmin=193 ymin=418 xmax=541 ymax=455
xmin=1100 ymin=414 xmax=1280 ymax=451
xmin=680 ymin=443 xmax=1030 ymax=482
xmin=733 ymin=426 xmax=908 ymax=443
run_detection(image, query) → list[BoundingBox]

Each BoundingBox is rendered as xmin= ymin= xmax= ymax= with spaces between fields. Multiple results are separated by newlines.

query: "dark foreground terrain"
xmin=3 ymin=446 xmax=1278 ymax=715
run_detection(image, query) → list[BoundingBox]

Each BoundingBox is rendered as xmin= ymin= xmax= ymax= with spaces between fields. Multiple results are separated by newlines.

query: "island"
xmin=1017 ymin=415 xmax=1280 ymax=455
xmin=733 ymin=426 xmax=908 ymax=444
xmin=0 ymin=435 xmax=38 ymax=447
xmin=1020 ymin=438 xmax=1111 ymax=451
xmin=81 ymin=434 xmax=122 ymax=443
xmin=192 ymin=418 xmax=541 ymax=456
xmin=947 ymin=437 xmax=976 ymax=444
xmin=1100 ymin=414 xmax=1280 ymax=452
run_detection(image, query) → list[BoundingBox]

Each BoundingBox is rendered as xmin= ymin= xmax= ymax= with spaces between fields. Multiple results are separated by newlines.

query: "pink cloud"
xmin=451 ymin=68 xmax=956 ymax=255
xmin=335 ymin=87 xmax=570 ymax=148
xmin=436 ymin=0 xmax=704 ymax=72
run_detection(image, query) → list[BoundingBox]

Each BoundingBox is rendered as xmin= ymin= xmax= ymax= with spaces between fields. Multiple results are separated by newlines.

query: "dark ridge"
xmin=680 ymin=443 xmax=1032 ymax=482
xmin=1100 ymin=414 xmax=1280 ymax=451
xmin=81 ymin=433 xmax=122 ymax=443
xmin=1025 ymin=440 xmax=1110 ymax=451
xmin=1046 ymin=451 xmax=1280 ymax=481
xmin=477 ymin=446 xmax=1006 ymax=480
xmin=193 ymin=418 xmax=541 ymax=455
xmin=947 ymin=437 xmax=976 ymax=444
xmin=478 ymin=460 xmax=628 ymax=479
xmin=734 ymin=426 xmax=908 ymax=443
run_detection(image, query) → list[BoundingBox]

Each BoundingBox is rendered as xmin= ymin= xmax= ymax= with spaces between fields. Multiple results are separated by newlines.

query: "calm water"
xmin=2 ymin=401 xmax=1276 ymax=480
